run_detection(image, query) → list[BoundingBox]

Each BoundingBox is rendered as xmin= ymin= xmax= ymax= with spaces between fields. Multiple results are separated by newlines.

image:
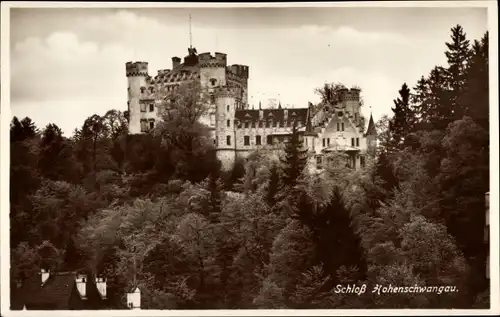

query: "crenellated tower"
xmin=229 ymin=64 xmax=249 ymax=108
xmin=199 ymin=52 xmax=227 ymax=89
xmin=126 ymin=61 xmax=149 ymax=134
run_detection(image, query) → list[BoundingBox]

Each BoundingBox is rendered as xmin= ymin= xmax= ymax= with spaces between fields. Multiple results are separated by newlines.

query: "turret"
xmin=214 ymin=87 xmax=238 ymax=171
xmin=365 ymin=113 xmax=377 ymax=155
xmin=171 ymin=57 xmax=181 ymax=69
xmin=230 ymin=64 xmax=249 ymax=80
xmin=126 ymin=61 xmax=149 ymax=134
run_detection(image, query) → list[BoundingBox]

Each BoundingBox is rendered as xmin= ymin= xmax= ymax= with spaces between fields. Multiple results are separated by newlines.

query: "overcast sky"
xmin=10 ymin=5 xmax=488 ymax=136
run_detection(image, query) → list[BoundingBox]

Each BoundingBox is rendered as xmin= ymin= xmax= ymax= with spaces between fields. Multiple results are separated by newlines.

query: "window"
xmin=279 ymin=121 xmax=284 ymax=128
xmin=140 ymin=87 xmax=146 ymax=94
xmin=227 ymin=120 xmax=230 ymax=127
xmin=355 ymin=113 xmax=358 ymax=121
xmin=149 ymin=104 xmax=154 ymax=112
xmin=210 ymin=95 xmax=215 ymax=104
xmin=327 ymin=138 xmax=330 ymax=146
xmin=267 ymin=135 xmax=273 ymax=145
xmin=342 ymin=123 xmax=345 ymax=131
xmin=305 ymin=138 xmax=308 ymax=147
xmin=140 ymin=103 xmax=147 ymax=112
xmin=258 ymin=121 xmax=263 ymax=128
xmin=256 ymin=135 xmax=261 ymax=145
xmin=322 ymin=138 xmax=326 ymax=147
xmin=227 ymin=105 xmax=230 ymax=112
xmin=337 ymin=123 xmax=340 ymax=131
xmin=244 ymin=136 xmax=250 ymax=146
xmin=149 ymin=87 xmax=154 ymax=93
xmin=356 ymin=138 xmax=359 ymax=147
xmin=316 ymin=156 xmax=323 ymax=169
xmin=244 ymin=122 xmax=249 ymax=129
xmin=251 ymin=121 xmax=256 ymax=128
xmin=149 ymin=120 xmax=155 ymax=130
xmin=360 ymin=155 xmax=366 ymax=168
xmin=226 ymin=135 xmax=231 ymax=146
xmin=140 ymin=120 xmax=148 ymax=132
xmin=273 ymin=121 xmax=278 ymax=128
xmin=266 ymin=121 xmax=271 ymax=128
xmin=351 ymin=138 xmax=355 ymax=147
xmin=216 ymin=136 xmax=219 ymax=145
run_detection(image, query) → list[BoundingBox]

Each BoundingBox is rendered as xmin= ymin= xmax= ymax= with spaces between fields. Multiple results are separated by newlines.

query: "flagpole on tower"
xmin=189 ymin=14 xmax=193 ymax=49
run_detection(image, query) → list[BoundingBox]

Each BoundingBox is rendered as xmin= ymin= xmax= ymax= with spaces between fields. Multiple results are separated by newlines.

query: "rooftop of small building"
xmin=10 ymin=270 xmax=121 ymax=310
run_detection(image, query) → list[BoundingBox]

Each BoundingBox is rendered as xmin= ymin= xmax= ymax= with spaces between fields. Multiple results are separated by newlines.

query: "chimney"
xmin=41 ymin=269 xmax=50 ymax=285
xmin=127 ymin=287 xmax=141 ymax=310
xmin=172 ymin=57 xmax=181 ymax=69
xmin=95 ymin=276 xmax=107 ymax=299
xmin=76 ymin=274 xmax=87 ymax=299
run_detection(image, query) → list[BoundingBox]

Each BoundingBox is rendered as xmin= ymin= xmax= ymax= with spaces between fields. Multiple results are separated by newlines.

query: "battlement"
xmin=126 ymin=61 xmax=149 ymax=77
xmin=157 ymin=69 xmax=171 ymax=75
xmin=198 ymin=52 xmax=227 ymax=67
xmin=338 ymin=88 xmax=361 ymax=102
xmin=230 ymin=64 xmax=249 ymax=79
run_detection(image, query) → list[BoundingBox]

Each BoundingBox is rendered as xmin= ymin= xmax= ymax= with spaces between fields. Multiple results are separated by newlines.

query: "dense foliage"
xmin=10 ymin=25 xmax=489 ymax=309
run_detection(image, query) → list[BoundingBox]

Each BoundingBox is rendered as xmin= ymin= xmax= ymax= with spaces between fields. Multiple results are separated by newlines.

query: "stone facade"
xmin=126 ymin=47 xmax=377 ymax=171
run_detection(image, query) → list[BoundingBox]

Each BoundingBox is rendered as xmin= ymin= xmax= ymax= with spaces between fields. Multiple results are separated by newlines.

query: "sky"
xmin=9 ymin=5 xmax=488 ymax=136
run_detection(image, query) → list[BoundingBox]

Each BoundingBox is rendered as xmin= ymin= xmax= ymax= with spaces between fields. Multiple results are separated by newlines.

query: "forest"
xmin=9 ymin=25 xmax=489 ymax=309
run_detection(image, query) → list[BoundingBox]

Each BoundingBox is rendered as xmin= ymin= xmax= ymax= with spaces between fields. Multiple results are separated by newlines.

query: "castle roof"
xmin=365 ymin=113 xmax=377 ymax=136
xmin=152 ymin=64 xmax=200 ymax=85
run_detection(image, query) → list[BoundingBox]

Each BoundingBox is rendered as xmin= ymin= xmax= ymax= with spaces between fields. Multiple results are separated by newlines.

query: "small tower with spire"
xmin=365 ymin=109 xmax=377 ymax=156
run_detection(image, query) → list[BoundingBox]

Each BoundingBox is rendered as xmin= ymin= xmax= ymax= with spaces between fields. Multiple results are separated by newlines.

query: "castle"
xmin=126 ymin=47 xmax=377 ymax=171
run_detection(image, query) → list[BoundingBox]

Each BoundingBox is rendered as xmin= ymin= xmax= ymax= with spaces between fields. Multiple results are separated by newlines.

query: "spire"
xmin=366 ymin=112 xmax=377 ymax=136
xmin=278 ymin=101 xmax=282 ymax=109
xmin=259 ymin=101 xmax=262 ymax=110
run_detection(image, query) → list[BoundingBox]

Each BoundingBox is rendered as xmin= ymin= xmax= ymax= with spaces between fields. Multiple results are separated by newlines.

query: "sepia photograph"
xmin=0 ymin=1 xmax=498 ymax=315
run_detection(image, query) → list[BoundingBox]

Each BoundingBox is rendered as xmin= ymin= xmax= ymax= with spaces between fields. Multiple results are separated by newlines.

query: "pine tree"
xmin=461 ymin=31 xmax=489 ymax=130
xmin=280 ymin=123 xmax=308 ymax=189
xmin=11 ymin=116 xmax=38 ymax=142
xmin=206 ymin=160 xmax=223 ymax=223
xmin=38 ymin=123 xmax=69 ymax=181
xmin=445 ymin=24 xmax=472 ymax=120
xmin=423 ymin=66 xmax=451 ymax=131
xmin=374 ymin=150 xmax=399 ymax=195
xmin=388 ymin=83 xmax=413 ymax=151
xmin=266 ymin=163 xmax=280 ymax=207
xmin=308 ymin=188 xmax=367 ymax=284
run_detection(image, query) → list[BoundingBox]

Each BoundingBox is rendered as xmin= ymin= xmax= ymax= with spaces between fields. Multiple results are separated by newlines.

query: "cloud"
xmin=9 ymin=9 xmax=450 ymax=135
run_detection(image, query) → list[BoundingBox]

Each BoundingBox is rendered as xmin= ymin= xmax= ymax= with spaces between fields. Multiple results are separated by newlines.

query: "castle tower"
xmin=126 ymin=62 xmax=149 ymax=134
xmin=229 ymin=64 xmax=250 ymax=108
xmin=214 ymin=87 xmax=237 ymax=171
xmin=199 ymin=52 xmax=227 ymax=89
